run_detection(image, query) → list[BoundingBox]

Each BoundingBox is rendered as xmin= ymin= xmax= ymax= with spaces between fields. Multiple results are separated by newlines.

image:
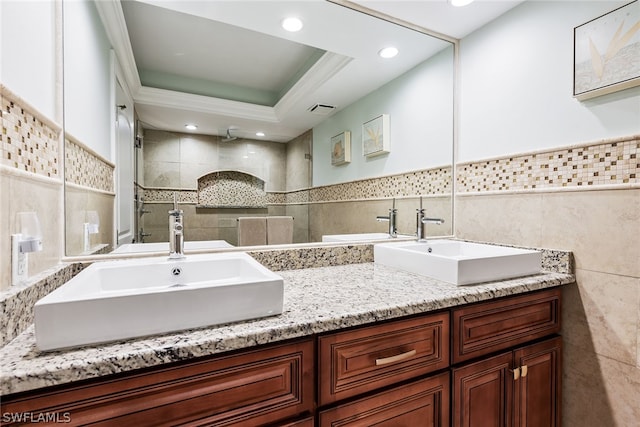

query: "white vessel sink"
xmin=374 ymin=240 xmax=541 ymax=286
xmin=110 ymin=240 xmax=233 ymax=254
xmin=322 ymin=233 xmax=413 ymax=242
xmin=34 ymin=252 xmax=283 ymax=351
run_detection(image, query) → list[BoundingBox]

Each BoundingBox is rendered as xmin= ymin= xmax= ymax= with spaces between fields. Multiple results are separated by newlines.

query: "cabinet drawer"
xmin=318 ymin=312 xmax=449 ymax=405
xmin=452 ymin=288 xmax=561 ymax=364
xmin=319 ymin=372 xmax=450 ymax=427
xmin=2 ymin=339 xmax=314 ymax=426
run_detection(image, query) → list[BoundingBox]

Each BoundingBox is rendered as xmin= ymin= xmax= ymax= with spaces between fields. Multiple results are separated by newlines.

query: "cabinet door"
xmin=513 ymin=337 xmax=561 ymax=427
xmin=319 ymin=372 xmax=450 ymax=427
xmin=453 ymin=352 xmax=514 ymax=427
xmin=2 ymin=339 xmax=314 ymax=427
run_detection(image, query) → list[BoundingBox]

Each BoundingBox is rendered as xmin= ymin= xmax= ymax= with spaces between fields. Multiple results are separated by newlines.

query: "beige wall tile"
xmin=0 ymin=174 xmax=11 ymax=290
xmin=65 ymin=187 xmax=114 ymax=254
xmin=8 ymin=175 xmax=63 ymax=285
xmin=454 ymin=193 xmax=544 ymax=247
xmin=284 ymin=204 xmax=309 ymax=243
xmin=179 ymin=134 xmax=216 ymax=165
xmin=144 ymin=160 xmax=180 ymax=188
xmin=563 ymin=270 xmax=639 ymax=365
xmin=180 ymin=162 xmax=215 ymax=190
xmin=541 ymin=189 xmax=640 ymax=277
xmin=564 ymin=342 xmax=640 ymax=427
xmin=143 ymin=135 xmax=180 ymax=163
xmin=286 ymin=130 xmax=311 ymax=191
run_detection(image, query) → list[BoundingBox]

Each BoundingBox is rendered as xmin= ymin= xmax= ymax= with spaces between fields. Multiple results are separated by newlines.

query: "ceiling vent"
xmin=307 ymin=103 xmax=336 ymax=115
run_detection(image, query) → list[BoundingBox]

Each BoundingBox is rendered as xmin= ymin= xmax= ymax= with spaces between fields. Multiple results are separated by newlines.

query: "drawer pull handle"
xmin=521 ymin=365 xmax=528 ymax=378
xmin=375 ymin=349 xmax=417 ymax=366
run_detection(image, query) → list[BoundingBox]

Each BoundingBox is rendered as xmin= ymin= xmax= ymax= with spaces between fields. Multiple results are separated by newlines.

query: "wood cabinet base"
xmin=319 ymin=372 xmax=450 ymax=427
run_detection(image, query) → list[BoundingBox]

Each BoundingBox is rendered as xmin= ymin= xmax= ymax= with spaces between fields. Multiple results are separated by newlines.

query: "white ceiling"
xmin=106 ymin=0 xmax=523 ymax=142
xmin=352 ymin=0 xmax=525 ymax=40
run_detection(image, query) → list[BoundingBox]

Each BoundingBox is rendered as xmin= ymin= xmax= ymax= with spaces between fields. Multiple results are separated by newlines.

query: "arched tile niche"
xmin=197 ymin=170 xmax=267 ymax=208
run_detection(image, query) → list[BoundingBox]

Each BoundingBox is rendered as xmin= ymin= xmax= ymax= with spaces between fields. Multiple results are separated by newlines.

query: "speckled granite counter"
xmin=0 ymin=262 xmax=574 ymax=396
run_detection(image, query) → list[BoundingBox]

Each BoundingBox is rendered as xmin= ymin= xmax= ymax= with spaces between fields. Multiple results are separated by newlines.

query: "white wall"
xmin=459 ymin=1 xmax=640 ymax=162
xmin=63 ymin=0 xmax=113 ymax=161
xmin=313 ymin=46 xmax=454 ymax=186
xmin=0 ymin=0 xmax=58 ymax=121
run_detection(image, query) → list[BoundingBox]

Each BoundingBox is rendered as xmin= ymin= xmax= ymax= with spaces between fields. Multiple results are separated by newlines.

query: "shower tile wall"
xmin=142 ymin=129 xmax=286 ymax=191
xmin=0 ymin=87 xmax=63 ymax=291
xmin=140 ymin=129 xmax=287 ymax=244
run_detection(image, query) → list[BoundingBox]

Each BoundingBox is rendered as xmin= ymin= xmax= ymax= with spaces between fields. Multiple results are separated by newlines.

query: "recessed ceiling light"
xmin=282 ymin=17 xmax=303 ymax=32
xmin=256 ymin=132 xmax=265 ymax=137
xmin=450 ymin=0 xmax=474 ymax=7
xmin=378 ymin=47 xmax=399 ymax=59
xmin=184 ymin=124 xmax=197 ymax=131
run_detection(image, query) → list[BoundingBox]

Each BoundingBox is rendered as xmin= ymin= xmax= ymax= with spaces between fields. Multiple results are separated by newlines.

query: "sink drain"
xmin=172 ymin=267 xmax=182 ymax=276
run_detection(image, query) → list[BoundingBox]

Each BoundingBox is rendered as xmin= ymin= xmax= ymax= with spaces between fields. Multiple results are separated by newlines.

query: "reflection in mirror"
xmin=63 ymin=0 xmax=455 ymax=257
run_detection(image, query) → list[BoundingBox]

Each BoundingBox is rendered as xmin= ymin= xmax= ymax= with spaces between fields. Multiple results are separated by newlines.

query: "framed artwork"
xmin=331 ymin=131 xmax=351 ymax=166
xmin=574 ymin=1 xmax=640 ymax=100
xmin=362 ymin=114 xmax=390 ymax=157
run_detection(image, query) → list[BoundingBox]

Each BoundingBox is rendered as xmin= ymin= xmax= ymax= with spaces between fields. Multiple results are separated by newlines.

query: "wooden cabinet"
xmin=319 ymin=372 xmax=450 ymax=427
xmin=513 ymin=337 xmax=562 ymax=427
xmin=2 ymin=287 xmax=564 ymax=427
xmin=452 ymin=336 xmax=562 ymax=427
xmin=318 ymin=312 xmax=449 ymax=405
xmin=1 ymin=339 xmax=314 ymax=427
xmin=452 ymin=288 xmax=561 ymax=364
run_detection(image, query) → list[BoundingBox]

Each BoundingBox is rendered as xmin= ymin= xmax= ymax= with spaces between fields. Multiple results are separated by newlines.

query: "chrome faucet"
xmin=168 ymin=192 xmax=185 ymax=259
xmin=376 ymin=198 xmax=398 ymax=238
xmin=416 ymin=196 xmax=444 ymax=242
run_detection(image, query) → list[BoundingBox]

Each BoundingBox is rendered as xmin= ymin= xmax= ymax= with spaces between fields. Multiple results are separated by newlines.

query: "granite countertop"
xmin=0 ymin=263 xmax=574 ymax=396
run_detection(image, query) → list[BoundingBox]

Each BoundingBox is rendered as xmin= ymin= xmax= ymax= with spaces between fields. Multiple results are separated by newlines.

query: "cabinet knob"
xmin=521 ymin=365 xmax=528 ymax=378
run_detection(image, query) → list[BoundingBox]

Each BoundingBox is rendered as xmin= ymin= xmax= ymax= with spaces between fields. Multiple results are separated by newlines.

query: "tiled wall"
xmin=310 ymin=166 xmax=451 ymax=202
xmin=457 ymin=136 xmax=638 ymax=192
xmin=141 ymin=162 xmax=454 ymax=244
xmin=1 ymin=87 xmax=60 ymax=178
xmin=455 ymin=134 xmax=640 ymax=426
xmin=63 ymin=135 xmax=115 ymax=255
xmin=64 ymin=135 xmax=114 ymax=193
xmin=0 ymin=87 xmax=63 ymax=291
xmin=142 ymin=129 xmax=286 ymax=191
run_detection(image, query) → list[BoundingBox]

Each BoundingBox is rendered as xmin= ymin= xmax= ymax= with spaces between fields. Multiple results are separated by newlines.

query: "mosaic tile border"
xmin=142 ymin=165 xmax=452 ymax=205
xmin=310 ymin=166 xmax=452 ymax=203
xmin=456 ymin=135 xmax=639 ymax=193
xmin=1 ymin=86 xmax=60 ymax=179
xmin=64 ymin=136 xmax=115 ymax=193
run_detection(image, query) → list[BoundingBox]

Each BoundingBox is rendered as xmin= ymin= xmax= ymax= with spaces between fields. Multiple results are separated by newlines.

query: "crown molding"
xmin=274 ymin=52 xmax=352 ymax=119
xmin=94 ymin=0 xmax=141 ymax=96
xmin=135 ymin=86 xmax=279 ymax=122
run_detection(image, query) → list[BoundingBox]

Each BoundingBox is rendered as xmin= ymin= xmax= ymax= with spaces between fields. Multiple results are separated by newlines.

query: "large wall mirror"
xmin=63 ymin=0 xmax=455 ymax=257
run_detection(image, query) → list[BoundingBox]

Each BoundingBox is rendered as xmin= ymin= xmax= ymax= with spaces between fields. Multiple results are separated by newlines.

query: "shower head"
xmin=222 ymin=129 xmax=237 ymax=142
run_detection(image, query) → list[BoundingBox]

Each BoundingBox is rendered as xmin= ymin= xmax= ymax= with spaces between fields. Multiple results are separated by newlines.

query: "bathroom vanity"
xmin=0 ymin=260 xmax=572 ymax=426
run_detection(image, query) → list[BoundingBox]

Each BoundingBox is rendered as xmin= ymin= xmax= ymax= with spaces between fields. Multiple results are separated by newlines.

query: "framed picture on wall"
xmin=362 ymin=114 xmax=390 ymax=157
xmin=331 ymin=131 xmax=351 ymax=166
xmin=573 ymin=1 xmax=640 ymax=100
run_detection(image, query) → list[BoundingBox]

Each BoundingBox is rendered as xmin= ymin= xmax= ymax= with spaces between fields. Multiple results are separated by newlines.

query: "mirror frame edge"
xmin=61 ymin=0 xmax=460 ymax=263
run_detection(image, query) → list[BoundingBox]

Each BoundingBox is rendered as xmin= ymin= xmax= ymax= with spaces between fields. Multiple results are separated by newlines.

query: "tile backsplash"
xmin=457 ymin=136 xmax=638 ymax=193
xmin=1 ymin=86 xmax=60 ymax=178
xmin=64 ymin=135 xmax=114 ymax=193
